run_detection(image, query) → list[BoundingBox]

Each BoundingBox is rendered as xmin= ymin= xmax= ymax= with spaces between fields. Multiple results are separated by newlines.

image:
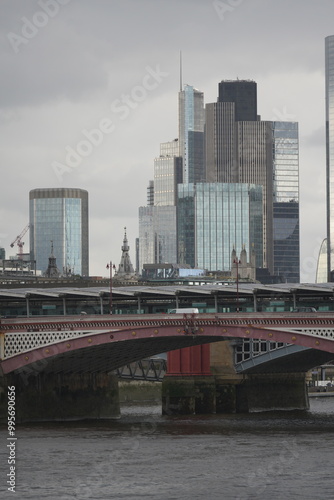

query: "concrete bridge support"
xmin=163 ymin=342 xmax=310 ymax=415
xmin=162 ymin=376 xmax=216 ymax=415
xmin=211 ymin=343 xmax=310 ymax=412
xmin=162 ymin=344 xmax=216 ymax=415
xmin=236 ymin=373 xmax=310 ymax=412
xmin=0 ymin=372 xmax=120 ymax=422
xmin=210 ymin=342 xmax=244 ymax=413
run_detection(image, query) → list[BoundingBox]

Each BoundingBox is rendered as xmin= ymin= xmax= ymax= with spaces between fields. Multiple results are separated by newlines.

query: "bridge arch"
xmin=2 ymin=319 xmax=334 ymax=376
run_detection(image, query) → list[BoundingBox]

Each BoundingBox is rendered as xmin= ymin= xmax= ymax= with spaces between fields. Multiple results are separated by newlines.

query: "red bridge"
xmin=1 ymin=312 xmax=334 ymax=376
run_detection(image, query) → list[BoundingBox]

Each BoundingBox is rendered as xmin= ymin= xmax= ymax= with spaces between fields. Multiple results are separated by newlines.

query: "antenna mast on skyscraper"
xmin=180 ymin=50 xmax=183 ymax=91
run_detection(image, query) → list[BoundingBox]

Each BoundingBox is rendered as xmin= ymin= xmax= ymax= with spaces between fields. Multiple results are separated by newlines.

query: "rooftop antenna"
xmin=180 ymin=50 xmax=183 ymax=91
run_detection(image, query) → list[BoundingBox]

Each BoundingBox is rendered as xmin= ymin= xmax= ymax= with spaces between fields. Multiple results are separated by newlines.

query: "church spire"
xmin=122 ymin=227 xmax=129 ymax=253
xmin=114 ymin=227 xmax=136 ymax=281
xmin=44 ymin=240 xmax=60 ymax=278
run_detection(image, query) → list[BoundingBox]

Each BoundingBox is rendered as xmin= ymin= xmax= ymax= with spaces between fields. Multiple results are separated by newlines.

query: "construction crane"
xmin=10 ymin=223 xmax=30 ymax=259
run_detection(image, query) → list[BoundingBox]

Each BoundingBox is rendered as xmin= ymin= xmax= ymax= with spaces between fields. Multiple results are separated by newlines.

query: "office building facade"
xmin=29 ymin=188 xmax=89 ymax=276
xmin=237 ymin=120 xmax=274 ymax=271
xmin=178 ymin=84 xmax=205 ymax=184
xmin=205 ymin=101 xmax=237 ymax=183
xmin=177 ymin=183 xmax=263 ymax=271
xmin=138 ymin=205 xmax=177 ymax=273
xmin=326 ymin=35 xmax=334 ymax=281
xmin=218 ymin=80 xmax=258 ymax=122
xmin=154 ymin=140 xmax=182 ymax=206
xmin=138 ymin=140 xmax=181 ymax=273
xmin=272 ymin=121 xmax=300 ymax=282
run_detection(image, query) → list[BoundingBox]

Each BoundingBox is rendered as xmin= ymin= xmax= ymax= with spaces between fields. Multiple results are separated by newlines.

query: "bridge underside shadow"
xmin=6 ymin=336 xmax=226 ymax=377
xmin=236 ymin=345 xmax=334 ymax=374
xmin=1 ymin=336 xmax=228 ymax=422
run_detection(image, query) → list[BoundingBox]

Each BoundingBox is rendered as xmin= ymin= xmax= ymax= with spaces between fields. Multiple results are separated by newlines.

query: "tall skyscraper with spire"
xmin=177 ymin=52 xmax=205 ymax=183
xmin=178 ymin=84 xmax=205 ymax=183
xmin=325 ymin=35 xmax=334 ymax=281
xmin=138 ymin=62 xmax=204 ymax=273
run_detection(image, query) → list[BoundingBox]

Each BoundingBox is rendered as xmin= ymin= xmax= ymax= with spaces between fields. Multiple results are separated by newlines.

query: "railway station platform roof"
xmin=1 ymin=281 xmax=334 ymax=316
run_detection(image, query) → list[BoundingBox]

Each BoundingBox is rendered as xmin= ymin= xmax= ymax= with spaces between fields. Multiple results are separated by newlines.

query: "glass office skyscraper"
xmin=177 ymin=183 xmax=263 ymax=271
xmin=138 ymin=85 xmax=204 ymax=274
xmin=154 ymin=140 xmax=182 ymax=206
xmin=178 ymin=84 xmax=205 ymax=184
xmin=29 ymin=188 xmax=89 ymax=276
xmin=325 ymin=35 xmax=334 ymax=281
xmin=272 ymin=121 xmax=300 ymax=282
xmin=138 ymin=140 xmax=180 ymax=272
xmin=138 ymin=205 xmax=177 ymax=272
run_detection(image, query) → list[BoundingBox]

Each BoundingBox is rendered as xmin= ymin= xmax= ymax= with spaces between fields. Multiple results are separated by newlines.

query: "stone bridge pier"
xmin=0 ymin=371 xmax=120 ymax=422
xmin=235 ymin=372 xmax=309 ymax=412
xmin=163 ymin=342 xmax=310 ymax=415
xmin=162 ymin=344 xmax=216 ymax=415
xmin=212 ymin=342 xmax=310 ymax=413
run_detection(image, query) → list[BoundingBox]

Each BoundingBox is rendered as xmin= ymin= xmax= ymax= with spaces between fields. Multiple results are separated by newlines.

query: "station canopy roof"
xmin=0 ymin=282 xmax=334 ymax=301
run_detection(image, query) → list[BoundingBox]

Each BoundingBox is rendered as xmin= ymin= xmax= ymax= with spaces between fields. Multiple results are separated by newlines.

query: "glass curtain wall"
xmin=272 ymin=121 xmax=300 ymax=282
xmin=326 ymin=35 xmax=334 ymax=281
xmin=29 ymin=188 xmax=88 ymax=276
xmin=177 ymin=183 xmax=262 ymax=272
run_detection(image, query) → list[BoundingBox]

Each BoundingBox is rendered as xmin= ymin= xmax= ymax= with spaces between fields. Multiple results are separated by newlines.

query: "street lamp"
xmin=233 ymin=258 xmax=241 ymax=313
xmin=106 ymin=262 xmax=116 ymax=314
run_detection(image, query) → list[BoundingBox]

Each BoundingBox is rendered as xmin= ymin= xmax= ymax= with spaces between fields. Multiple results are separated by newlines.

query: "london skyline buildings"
xmin=1 ymin=1 xmax=331 ymax=283
xmin=138 ymin=76 xmax=300 ymax=282
xmin=205 ymin=79 xmax=300 ymax=281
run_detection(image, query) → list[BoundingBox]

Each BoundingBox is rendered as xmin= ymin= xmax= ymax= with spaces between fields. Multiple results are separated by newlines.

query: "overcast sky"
xmin=0 ymin=0 xmax=333 ymax=282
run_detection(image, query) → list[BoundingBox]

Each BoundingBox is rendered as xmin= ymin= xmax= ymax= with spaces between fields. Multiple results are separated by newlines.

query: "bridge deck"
xmin=2 ymin=312 xmax=334 ymax=330
xmin=1 ymin=313 xmax=334 ymax=376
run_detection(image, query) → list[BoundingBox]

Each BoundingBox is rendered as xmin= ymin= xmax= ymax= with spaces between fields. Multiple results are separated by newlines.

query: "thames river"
xmin=1 ymin=397 xmax=334 ymax=500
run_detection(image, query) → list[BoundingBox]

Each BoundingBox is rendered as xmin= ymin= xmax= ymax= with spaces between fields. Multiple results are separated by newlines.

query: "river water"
xmin=1 ymin=397 xmax=334 ymax=500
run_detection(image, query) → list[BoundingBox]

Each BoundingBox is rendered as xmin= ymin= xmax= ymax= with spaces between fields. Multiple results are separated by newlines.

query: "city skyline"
xmin=0 ymin=0 xmax=332 ymax=281
xmin=139 ymin=78 xmax=299 ymax=282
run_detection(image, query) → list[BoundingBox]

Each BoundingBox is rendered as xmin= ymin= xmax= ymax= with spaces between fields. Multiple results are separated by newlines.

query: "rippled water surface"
xmin=1 ymin=397 xmax=334 ymax=500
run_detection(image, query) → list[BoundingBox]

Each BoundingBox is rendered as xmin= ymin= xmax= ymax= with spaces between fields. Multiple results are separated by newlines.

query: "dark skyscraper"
xmin=218 ymin=80 xmax=258 ymax=121
xmin=205 ymin=101 xmax=237 ymax=183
